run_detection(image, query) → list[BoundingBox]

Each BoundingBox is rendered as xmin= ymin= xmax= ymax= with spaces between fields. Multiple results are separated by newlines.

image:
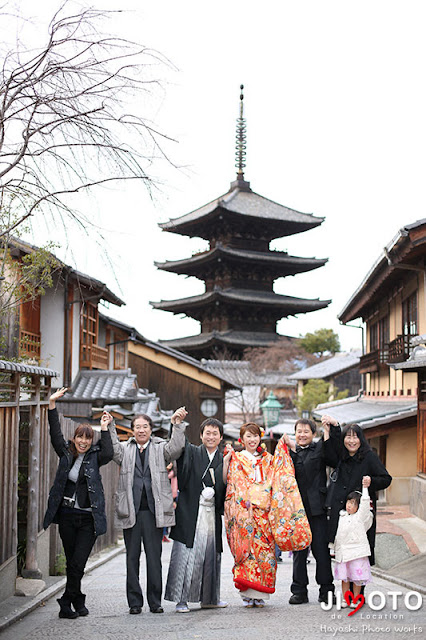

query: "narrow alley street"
xmin=1 ymin=540 xmax=424 ymax=640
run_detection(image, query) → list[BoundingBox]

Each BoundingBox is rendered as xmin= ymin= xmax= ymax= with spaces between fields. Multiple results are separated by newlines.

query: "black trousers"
xmin=291 ymin=513 xmax=334 ymax=598
xmin=58 ymin=509 xmax=97 ymax=603
xmin=123 ymin=508 xmax=163 ymax=610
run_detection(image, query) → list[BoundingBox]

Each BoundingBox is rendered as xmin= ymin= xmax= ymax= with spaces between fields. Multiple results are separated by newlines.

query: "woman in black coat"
xmin=43 ymin=387 xmax=113 ymax=619
xmin=321 ymin=415 xmax=392 ymax=565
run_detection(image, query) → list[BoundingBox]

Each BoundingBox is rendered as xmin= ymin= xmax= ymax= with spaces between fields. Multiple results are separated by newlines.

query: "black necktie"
xmin=139 ymin=446 xmax=146 ymax=468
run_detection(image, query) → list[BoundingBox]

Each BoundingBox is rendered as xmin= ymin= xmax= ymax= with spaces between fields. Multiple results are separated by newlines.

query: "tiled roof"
xmin=289 ymin=351 xmax=361 ymax=380
xmin=160 ymin=186 xmax=323 ymax=236
xmin=156 ymin=244 xmax=327 ymax=276
xmin=99 ymin=313 xmax=239 ymax=388
xmin=64 ymin=370 xmax=176 ymax=432
xmin=312 ymin=395 xmax=417 ymax=429
xmin=390 ymin=344 xmax=426 ymax=371
xmin=202 ymin=360 xmax=296 ymax=388
xmin=160 ymin=330 xmax=288 ymax=350
xmin=152 ymin=288 xmax=330 ymax=313
xmin=339 ymin=218 xmax=426 ymax=324
xmin=8 ymin=237 xmax=124 ymax=307
xmin=65 ymin=369 xmax=141 ymax=402
xmin=202 ymin=360 xmax=258 ymax=385
xmin=94 ymin=403 xmax=175 ymax=432
xmin=0 ymin=360 xmax=59 ymax=376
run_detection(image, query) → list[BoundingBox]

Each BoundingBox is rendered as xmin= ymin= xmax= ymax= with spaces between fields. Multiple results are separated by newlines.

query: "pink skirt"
xmin=334 ymin=557 xmax=372 ymax=586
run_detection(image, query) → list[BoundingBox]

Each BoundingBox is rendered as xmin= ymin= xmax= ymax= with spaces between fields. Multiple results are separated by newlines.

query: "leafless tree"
xmin=202 ymin=356 xmax=262 ymax=424
xmin=244 ymin=337 xmax=320 ymax=374
xmin=0 ymin=2 xmax=175 ymax=239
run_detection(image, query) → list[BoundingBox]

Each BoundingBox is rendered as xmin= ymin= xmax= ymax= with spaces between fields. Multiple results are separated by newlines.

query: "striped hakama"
xmin=165 ymin=492 xmax=221 ymax=605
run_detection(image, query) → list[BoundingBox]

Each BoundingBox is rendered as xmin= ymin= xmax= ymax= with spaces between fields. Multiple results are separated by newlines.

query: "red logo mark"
xmin=344 ymin=590 xmax=365 ymax=615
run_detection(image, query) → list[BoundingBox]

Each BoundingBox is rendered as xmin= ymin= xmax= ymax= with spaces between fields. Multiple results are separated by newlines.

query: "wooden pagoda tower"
xmin=152 ymin=87 xmax=330 ymax=359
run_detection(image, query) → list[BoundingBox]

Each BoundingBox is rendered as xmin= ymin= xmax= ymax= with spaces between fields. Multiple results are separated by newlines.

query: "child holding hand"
xmin=333 ymin=476 xmax=373 ymax=607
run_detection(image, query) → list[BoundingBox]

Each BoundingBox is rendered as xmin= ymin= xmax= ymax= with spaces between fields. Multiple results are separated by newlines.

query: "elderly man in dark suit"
xmin=284 ymin=418 xmax=339 ymax=605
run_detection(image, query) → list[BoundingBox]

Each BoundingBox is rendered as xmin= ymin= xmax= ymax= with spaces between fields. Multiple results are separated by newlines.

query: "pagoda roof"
xmin=159 ymin=329 xmax=290 ymax=352
xmin=159 ymin=184 xmax=324 ymax=240
xmin=155 ymin=243 xmax=328 ymax=277
xmin=151 ymin=287 xmax=330 ymax=316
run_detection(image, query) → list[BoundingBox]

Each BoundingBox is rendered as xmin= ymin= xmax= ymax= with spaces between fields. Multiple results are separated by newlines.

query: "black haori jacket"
xmin=171 ymin=441 xmax=225 ymax=553
xmin=43 ymin=408 xmax=113 ymax=536
xmin=289 ymin=423 xmax=341 ymax=519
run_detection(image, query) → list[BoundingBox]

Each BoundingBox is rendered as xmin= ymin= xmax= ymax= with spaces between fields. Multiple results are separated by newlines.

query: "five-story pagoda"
xmin=152 ymin=87 xmax=330 ymax=359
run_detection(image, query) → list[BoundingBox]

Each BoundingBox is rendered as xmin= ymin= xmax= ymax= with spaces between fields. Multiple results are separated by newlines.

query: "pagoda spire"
xmin=231 ymin=84 xmax=251 ymax=191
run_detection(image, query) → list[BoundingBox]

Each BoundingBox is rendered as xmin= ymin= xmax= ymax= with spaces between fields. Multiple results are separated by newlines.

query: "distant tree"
xmin=296 ymin=379 xmax=330 ymax=415
xmin=299 ymin=329 xmax=340 ymax=357
xmin=0 ymin=2 xmax=174 ymax=240
xmin=296 ymin=378 xmax=349 ymax=415
xmin=244 ymin=337 xmax=319 ymax=374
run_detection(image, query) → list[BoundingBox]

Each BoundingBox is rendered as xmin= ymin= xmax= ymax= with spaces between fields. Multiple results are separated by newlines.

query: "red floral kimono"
xmin=224 ymin=450 xmax=276 ymax=594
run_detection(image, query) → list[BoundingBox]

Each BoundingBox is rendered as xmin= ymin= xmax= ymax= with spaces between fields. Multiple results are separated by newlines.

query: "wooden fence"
xmin=0 ymin=362 xmax=120 ymax=600
xmin=0 ymin=403 xmax=18 ymax=567
xmin=0 ymin=366 xmax=54 ymax=582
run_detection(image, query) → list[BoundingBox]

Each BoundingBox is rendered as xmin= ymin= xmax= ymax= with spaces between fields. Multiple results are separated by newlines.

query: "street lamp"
xmin=260 ymin=391 xmax=282 ymax=429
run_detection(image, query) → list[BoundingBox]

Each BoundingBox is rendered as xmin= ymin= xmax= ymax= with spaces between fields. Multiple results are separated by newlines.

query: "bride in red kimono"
xmin=223 ymin=423 xmax=276 ymax=608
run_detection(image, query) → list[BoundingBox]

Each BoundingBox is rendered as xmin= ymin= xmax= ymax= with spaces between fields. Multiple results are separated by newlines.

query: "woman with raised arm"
xmin=43 ymin=387 xmax=113 ymax=619
xmin=321 ymin=414 xmax=392 ymax=566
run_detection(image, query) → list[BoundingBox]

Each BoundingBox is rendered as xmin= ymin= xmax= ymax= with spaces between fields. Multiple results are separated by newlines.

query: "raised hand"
xmin=321 ymin=414 xmax=339 ymax=428
xmin=171 ymin=406 xmax=188 ymax=425
xmin=222 ymin=442 xmax=234 ymax=482
xmin=223 ymin=443 xmax=234 ymax=458
xmin=100 ymin=411 xmax=113 ymax=430
xmin=49 ymin=387 xmax=68 ymax=408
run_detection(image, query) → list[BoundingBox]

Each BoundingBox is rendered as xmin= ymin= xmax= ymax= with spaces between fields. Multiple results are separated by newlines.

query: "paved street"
xmin=2 ymin=540 xmax=425 ymax=640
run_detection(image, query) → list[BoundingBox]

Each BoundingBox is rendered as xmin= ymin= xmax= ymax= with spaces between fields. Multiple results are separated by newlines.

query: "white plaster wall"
xmin=71 ymin=292 xmax=80 ymax=384
xmin=40 ymin=283 xmax=65 ymax=385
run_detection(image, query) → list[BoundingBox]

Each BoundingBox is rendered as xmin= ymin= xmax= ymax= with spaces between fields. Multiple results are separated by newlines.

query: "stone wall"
xmin=410 ymin=474 xmax=426 ymax=521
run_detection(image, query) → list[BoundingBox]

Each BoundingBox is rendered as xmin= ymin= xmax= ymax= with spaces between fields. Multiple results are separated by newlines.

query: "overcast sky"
xmin=6 ymin=1 xmax=426 ymax=353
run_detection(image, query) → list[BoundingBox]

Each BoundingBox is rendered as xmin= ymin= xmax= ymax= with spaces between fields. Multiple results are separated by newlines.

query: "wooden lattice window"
xmin=369 ymin=322 xmax=378 ymax=351
xmin=19 ymin=298 xmax=41 ymax=360
xmin=114 ymin=342 xmax=126 ymax=370
xmin=379 ymin=316 xmax=389 ymax=349
xmin=80 ymin=302 xmax=98 ymax=368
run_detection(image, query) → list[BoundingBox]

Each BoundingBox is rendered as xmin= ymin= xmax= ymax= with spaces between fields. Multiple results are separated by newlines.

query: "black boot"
xmin=73 ymin=593 xmax=89 ymax=616
xmin=57 ymin=596 xmax=78 ymax=619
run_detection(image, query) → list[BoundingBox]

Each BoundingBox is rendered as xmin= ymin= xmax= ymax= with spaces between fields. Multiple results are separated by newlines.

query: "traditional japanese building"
xmin=152 ymin=87 xmax=330 ymax=359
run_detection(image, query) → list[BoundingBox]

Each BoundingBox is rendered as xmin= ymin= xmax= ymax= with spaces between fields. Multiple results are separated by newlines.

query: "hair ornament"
xmin=256 ymin=443 xmax=267 ymax=454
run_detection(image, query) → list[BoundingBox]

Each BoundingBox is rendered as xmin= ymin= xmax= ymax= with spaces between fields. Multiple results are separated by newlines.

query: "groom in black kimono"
xmin=164 ymin=418 xmax=227 ymax=612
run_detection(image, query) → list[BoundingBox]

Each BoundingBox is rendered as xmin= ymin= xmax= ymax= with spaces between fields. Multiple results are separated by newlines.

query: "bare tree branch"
xmin=0 ymin=1 xmax=176 ymax=238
